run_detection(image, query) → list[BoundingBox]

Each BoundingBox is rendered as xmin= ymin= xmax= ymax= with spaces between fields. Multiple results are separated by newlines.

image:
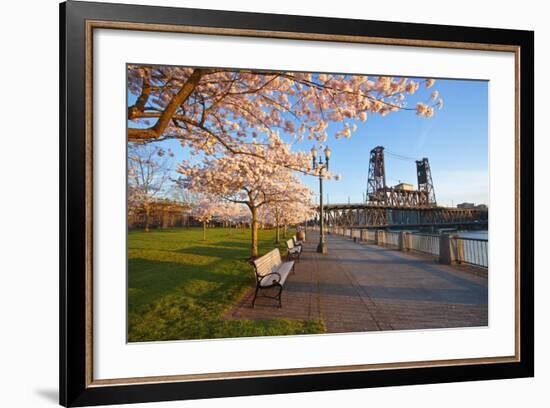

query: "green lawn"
xmin=128 ymin=227 xmax=325 ymax=342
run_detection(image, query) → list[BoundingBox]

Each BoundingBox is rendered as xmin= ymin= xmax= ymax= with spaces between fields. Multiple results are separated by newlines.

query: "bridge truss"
xmin=320 ymin=145 xmax=487 ymax=229
xmin=323 ymin=204 xmax=488 ymax=229
xmin=366 ymin=146 xmax=437 ymax=208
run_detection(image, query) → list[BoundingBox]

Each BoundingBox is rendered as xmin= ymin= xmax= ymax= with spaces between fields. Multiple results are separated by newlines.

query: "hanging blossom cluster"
xmin=414 ymin=85 xmax=444 ymax=118
xmin=127 ymin=66 xmax=442 ymax=169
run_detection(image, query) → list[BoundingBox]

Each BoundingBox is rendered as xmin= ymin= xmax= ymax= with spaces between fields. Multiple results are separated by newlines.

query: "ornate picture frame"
xmin=60 ymin=1 xmax=534 ymax=406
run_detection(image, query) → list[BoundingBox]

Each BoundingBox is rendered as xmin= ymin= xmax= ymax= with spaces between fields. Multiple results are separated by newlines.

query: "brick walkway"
xmin=224 ymin=231 xmax=488 ymax=333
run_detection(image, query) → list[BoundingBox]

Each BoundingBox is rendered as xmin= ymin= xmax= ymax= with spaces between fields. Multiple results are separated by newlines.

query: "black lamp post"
xmin=311 ymin=146 xmax=331 ymax=254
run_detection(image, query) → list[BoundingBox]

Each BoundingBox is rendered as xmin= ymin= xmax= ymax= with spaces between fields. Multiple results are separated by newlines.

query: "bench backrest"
xmin=252 ymin=248 xmax=282 ymax=278
xmin=286 ymin=239 xmax=295 ymax=249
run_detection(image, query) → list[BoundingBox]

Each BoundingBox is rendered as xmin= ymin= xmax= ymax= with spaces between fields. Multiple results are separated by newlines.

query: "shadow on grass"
xmin=128 ymin=256 xmax=323 ymax=342
xmin=175 ymin=239 xmax=288 ymax=260
xmin=127 ymin=227 xmax=321 ymax=342
xmin=175 ymin=245 xmax=250 ymax=259
xmin=128 ymin=257 xmax=253 ymax=311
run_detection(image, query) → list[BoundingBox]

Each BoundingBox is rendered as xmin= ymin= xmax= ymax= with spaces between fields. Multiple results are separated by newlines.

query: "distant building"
xmin=394 ymin=183 xmax=414 ymax=191
xmin=456 ymin=202 xmax=488 ymax=210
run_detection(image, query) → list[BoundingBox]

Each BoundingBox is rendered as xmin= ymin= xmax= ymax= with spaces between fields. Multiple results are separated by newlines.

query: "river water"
xmin=456 ymin=230 xmax=488 ymax=240
xmin=395 ymin=229 xmax=488 ymax=240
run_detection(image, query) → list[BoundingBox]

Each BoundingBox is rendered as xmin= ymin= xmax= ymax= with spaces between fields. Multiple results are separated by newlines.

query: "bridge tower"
xmin=366 ymin=146 xmax=386 ymax=203
xmin=416 ymin=158 xmax=437 ymax=206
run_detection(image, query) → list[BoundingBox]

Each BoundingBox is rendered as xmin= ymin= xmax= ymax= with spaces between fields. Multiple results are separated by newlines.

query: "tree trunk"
xmin=144 ymin=205 xmax=150 ymax=232
xmin=203 ymin=221 xmax=206 ymax=240
xmin=275 ymin=212 xmax=280 ymax=244
xmin=250 ymin=206 xmax=259 ymax=258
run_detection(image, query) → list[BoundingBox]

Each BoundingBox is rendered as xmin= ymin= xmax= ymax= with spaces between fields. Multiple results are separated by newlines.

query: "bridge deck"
xmin=224 ymin=231 xmax=488 ymax=333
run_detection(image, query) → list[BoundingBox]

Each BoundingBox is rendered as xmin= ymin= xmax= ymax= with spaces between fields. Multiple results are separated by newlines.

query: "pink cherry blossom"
xmin=127 ymin=66 xmax=440 ymax=171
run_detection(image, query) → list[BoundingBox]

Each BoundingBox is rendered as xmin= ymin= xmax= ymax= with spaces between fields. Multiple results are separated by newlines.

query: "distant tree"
xmin=190 ymin=198 xmax=246 ymax=240
xmin=216 ymin=202 xmax=248 ymax=231
xmin=190 ymin=197 xmax=221 ymax=241
xmin=169 ymin=182 xmax=197 ymax=204
xmin=258 ymin=203 xmax=284 ymax=243
xmin=128 ymin=144 xmax=172 ymax=232
xmin=260 ymin=200 xmax=316 ymax=243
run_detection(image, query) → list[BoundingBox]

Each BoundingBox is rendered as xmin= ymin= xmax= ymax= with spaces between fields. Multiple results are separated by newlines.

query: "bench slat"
xmin=253 ymin=248 xmax=282 ymax=277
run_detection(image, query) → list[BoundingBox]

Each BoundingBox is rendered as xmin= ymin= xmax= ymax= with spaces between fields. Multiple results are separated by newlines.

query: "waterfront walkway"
xmin=224 ymin=231 xmax=488 ymax=332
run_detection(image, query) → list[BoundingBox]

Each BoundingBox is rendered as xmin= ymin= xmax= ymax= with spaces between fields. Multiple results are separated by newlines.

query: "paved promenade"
xmin=224 ymin=231 xmax=488 ymax=333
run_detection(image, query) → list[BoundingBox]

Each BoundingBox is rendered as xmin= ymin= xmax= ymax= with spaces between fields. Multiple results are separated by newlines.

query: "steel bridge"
xmin=316 ymin=145 xmax=488 ymax=229
xmin=323 ymin=204 xmax=488 ymax=229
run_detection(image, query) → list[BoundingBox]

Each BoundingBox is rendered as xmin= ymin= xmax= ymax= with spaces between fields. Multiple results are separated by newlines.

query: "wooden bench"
xmin=251 ymin=248 xmax=295 ymax=307
xmin=286 ymin=238 xmax=302 ymax=261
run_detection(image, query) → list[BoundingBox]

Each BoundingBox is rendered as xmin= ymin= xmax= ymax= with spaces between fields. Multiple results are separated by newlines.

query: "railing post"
xmin=455 ymin=237 xmax=465 ymax=264
xmin=439 ymin=234 xmax=452 ymax=264
xmin=439 ymin=233 xmax=462 ymax=264
xmin=376 ymin=230 xmax=385 ymax=246
xmin=399 ymin=231 xmax=410 ymax=251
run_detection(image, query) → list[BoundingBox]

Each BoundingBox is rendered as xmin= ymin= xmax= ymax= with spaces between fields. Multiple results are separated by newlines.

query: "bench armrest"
xmin=257 ymin=271 xmax=282 ymax=286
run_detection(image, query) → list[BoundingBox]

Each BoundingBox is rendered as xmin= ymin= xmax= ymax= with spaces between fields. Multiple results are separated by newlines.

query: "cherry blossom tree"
xmin=257 ymin=203 xmax=284 ymax=243
xmin=169 ymin=181 xmax=198 ymax=205
xmin=231 ymin=205 xmax=252 ymax=231
xmin=280 ymin=201 xmax=317 ymax=232
xmin=128 ymin=144 xmax=173 ymax=232
xmin=127 ymin=66 xmax=442 ymax=170
xmin=259 ymin=199 xmax=315 ymax=243
xmin=216 ymin=202 xmax=249 ymax=232
xmin=191 ymin=197 xmax=223 ymax=240
xmin=178 ymin=143 xmax=314 ymax=257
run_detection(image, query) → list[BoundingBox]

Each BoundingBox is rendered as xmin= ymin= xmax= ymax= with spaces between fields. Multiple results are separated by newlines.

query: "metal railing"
xmin=384 ymin=231 xmax=400 ymax=248
xmin=366 ymin=230 xmax=376 ymax=242
xmin=454 ymin=237 xmax=488 ymax=268
xmin=309 ymin=227 xmax=488 ymax=269
xmin=409 ymin=233 xmax=440 ymax=256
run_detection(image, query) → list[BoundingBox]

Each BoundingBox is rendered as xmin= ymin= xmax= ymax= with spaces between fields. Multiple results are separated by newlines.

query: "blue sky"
xmin=129 ymin=74 xmax=488 ymax=208
xmin=300 ymin=78 xmax=489 ymax=207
